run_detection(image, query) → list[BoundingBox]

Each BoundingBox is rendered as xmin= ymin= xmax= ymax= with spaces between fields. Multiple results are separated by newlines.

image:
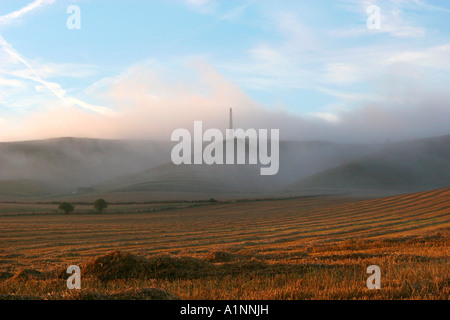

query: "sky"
xmin=0 ymin=0 xmax=449 ymax=142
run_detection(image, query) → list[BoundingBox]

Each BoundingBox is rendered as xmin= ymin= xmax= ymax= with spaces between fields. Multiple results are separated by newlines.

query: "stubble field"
xmin=0 ymin=188 xmax=448 ymax=300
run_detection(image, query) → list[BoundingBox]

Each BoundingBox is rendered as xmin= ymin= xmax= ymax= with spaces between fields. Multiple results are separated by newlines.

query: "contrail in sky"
xmin=0 ymin=1 xmax=114 ymax=115
xmin=0 ymin=0 xmax=56 ymax=26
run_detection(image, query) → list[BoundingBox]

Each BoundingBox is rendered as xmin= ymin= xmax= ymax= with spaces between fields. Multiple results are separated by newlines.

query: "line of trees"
xmin=58 ymin=199 xmax=108 ymax=214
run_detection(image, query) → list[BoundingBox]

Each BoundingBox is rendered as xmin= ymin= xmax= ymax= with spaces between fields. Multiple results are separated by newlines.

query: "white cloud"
xmin=386 ymin=44 xmax=450 ymax=71
xmin=0 ymin=76 xmax=23 ymax=87
xmin=0 ymin=0 xmax=56 ymax=26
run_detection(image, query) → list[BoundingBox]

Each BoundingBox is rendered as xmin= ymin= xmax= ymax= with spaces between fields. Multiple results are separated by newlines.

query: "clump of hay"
xmin=206 ymin=251 xmax=237 ymax=263
xmin=147 ymin=255 xmax=212 ymax=279
xmin=10 ymin=269 xmax=46 ymax=282
xmin=82 ymin=250 xmax=212 ymax=281
xmin=51 ymin=266 xmax=71 ymax=279
xmin=83 ymin=250 xmax=149 ymax=282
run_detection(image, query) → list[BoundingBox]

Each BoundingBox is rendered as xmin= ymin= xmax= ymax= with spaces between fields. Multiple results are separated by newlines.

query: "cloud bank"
xmin=0 ymin=59 xmax=448 ymax=143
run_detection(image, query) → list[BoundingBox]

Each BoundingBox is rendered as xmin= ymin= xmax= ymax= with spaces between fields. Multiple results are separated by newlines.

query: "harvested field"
xmin=0 ymin=188 xmax=449 ymax=299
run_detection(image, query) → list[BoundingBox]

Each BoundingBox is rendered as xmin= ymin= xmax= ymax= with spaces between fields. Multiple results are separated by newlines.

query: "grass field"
xmin=0 ymin=188 xmax=448 ymax=300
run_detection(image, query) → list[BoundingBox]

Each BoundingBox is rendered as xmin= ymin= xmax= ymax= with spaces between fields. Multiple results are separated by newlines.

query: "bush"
xmin=58 ymin=202 xmax=74 ymax=214
xmin=94 ymin=199 xmax=108 ymax=213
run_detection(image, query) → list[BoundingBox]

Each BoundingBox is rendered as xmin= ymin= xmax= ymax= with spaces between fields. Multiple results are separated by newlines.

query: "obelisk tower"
xmin=227 ymin=107 xmax=234 ymax=140
xmin=229 ymin=107 xmax=233 ymax=131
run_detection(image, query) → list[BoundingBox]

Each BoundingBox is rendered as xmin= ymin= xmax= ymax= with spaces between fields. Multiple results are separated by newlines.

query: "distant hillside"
xmin=0 ymin=180 xmax=56 ymax=200
xmin=0 ymin=137 xmax=172 ymax=195
xmin=98 ymin=139 xmax=376 ymax=195
xmin=1 ymin=135 xmax=447 ymax=200
xmin=289 ymin=135 xmax=450 ymax=195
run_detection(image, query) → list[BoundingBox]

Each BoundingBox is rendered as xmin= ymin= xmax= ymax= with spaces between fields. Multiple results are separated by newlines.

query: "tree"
xmin=94 ymin=199 xmax=108 ymax=213
xmin=59 ymin=202 xmax=74 ymax=214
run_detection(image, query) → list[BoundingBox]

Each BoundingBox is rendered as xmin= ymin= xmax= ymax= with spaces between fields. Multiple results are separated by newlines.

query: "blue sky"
xmin=0 ymin=0 xmax=449 ymax=141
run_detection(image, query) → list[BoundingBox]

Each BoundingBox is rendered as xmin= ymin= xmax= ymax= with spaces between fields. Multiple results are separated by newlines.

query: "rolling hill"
xmin=289 ymin=135 xmax=450 ymax=195
xmin=0 ymin=180 xmax=57 ymax=200
xmin=0 ymin=135 xmax=448 ymax=200
xmin=96 ymin=139 xmax=377 ymax=196
xmin=0 ymin=137 xmax=172 ymax=198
